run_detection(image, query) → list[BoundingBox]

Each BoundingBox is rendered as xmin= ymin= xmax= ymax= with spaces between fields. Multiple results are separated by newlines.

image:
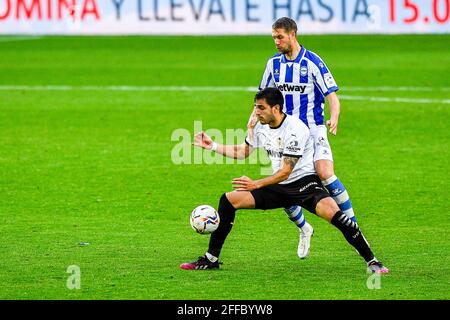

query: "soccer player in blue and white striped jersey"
xmin=258 ymin=17 xmax=357 ymax=259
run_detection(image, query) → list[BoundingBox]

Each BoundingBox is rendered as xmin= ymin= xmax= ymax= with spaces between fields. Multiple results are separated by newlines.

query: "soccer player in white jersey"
xmin=180 ymin=88 xmax=388 ymax=274
xmin=258 ymin=17 xmax=357 ymax=258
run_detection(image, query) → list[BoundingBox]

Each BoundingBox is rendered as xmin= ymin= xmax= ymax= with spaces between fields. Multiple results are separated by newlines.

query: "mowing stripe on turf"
xmin=0 ymin=36 xmax=43 ymax=43
xmin=0 ymin=85 xmax=449 ymax=104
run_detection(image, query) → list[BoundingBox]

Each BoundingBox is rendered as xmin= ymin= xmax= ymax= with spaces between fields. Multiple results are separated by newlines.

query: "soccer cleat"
xmin=367 ymin=260 xmax=390 ymax=274
xmin=180 ymin=256 xmax=220 ymax=270
xmin=297 ymin=222 xmax=314 ymax=259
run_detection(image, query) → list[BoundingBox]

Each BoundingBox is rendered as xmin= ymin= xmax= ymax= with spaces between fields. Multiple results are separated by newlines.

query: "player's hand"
xmin=232 ymin=176 xmax=259 ymax=191
xmin=326 ymin=119 xmax=338 ymax=136
xmin=246 ymin=107 xmax=258 ymax=145
xmin=193 ymin=131 xmax=214 ymax=150
xmin=247 ymin=107 xmax=258 ymax=129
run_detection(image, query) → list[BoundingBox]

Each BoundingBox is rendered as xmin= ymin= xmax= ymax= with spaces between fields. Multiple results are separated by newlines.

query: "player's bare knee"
xmin=315 ymin=161 xmax=335 ymax=181
xmin=224 ymin=192 xmax=238 ymax=208
xmin=225 ymin=191 xmax=255 ymax=209
xmin=316 ymin=197 xmax=339 ymax=222
xmin=318 ymin=171 xmax=334 ymax=181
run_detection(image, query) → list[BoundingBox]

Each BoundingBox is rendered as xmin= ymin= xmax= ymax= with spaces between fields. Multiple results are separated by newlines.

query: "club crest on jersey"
xmin=300 ymin=66 xmax=308 ymax=76
xmin=276 ymin=137 xmax=282 ymax=148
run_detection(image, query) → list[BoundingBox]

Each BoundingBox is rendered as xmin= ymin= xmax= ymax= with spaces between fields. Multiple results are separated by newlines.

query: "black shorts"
xmin=250 ymin=174 xmax=330 ymax=214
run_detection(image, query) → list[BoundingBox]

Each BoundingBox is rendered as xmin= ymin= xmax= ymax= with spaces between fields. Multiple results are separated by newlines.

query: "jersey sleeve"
xmin=283 ymin=125 xmax=309 ymax=158
xmin=258 ymin=59 xmax=275 ymax=90
xmin=245 ymin=123 xmax=262 ymax=148
xmin=309 ymin=53 xmax=339 ymax=97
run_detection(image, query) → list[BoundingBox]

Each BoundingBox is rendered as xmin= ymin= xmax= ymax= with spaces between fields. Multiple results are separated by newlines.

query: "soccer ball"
xmin=190 ymin=205 xmax=220 ymax=234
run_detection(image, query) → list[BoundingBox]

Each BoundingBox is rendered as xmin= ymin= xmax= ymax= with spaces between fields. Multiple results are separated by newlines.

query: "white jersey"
xmin=259 ymin=46 xmax=338 ymax=128
xmin=246 ymin=114 xmax=315 ymax=184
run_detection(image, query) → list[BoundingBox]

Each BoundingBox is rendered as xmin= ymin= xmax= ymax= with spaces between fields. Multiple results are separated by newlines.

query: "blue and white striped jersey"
xmin=259 ymin=46 xmax=338 ymax=127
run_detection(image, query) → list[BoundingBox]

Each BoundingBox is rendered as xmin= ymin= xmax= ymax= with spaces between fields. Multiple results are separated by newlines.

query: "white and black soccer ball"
xmin=190 ymin=205 xmax=220 ymax=234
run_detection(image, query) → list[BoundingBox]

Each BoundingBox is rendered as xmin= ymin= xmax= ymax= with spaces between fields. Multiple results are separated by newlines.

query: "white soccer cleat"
xmin=297 ymin=222 xmax=314 ymax=259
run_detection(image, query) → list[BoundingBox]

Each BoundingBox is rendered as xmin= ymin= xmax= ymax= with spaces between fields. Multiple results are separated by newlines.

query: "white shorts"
xmin=309 ymin=125 xmax=334 ymax=162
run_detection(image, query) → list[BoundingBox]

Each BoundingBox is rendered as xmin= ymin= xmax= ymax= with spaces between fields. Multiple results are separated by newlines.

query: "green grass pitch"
xmin=0 ymin=35 xmax=449 ymax=299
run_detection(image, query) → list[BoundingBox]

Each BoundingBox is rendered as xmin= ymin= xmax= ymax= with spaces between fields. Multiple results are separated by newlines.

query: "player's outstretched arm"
xmin=193 ymin=131 xmax=253 ymax=159
xmin=326 ymin=92 xmax=340 ymax=136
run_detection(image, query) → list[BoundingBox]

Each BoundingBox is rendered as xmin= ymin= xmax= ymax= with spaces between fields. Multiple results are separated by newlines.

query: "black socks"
xmin=207 ymin=193 xmax=236 ymax=258
xmin=331 ymin=210 xmax=375 ymax=262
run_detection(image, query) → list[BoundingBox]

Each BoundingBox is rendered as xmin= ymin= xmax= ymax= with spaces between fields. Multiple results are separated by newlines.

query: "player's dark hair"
xmin=255 ymin=88 xmax=284 ymax=110
xmin=272 ymin=17 xmax=298 ymax=34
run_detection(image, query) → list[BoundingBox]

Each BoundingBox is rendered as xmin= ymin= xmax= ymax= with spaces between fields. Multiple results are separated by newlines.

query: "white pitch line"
xmin=0 ymin=85 xmax=449 ymax=104
xmin=339 ymin=95 xmax=450 ymax=105
xmin=341 ymin=86 xmax=450 ymax=92
xmin=0 ymin=85 xmax=257 ymax=92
